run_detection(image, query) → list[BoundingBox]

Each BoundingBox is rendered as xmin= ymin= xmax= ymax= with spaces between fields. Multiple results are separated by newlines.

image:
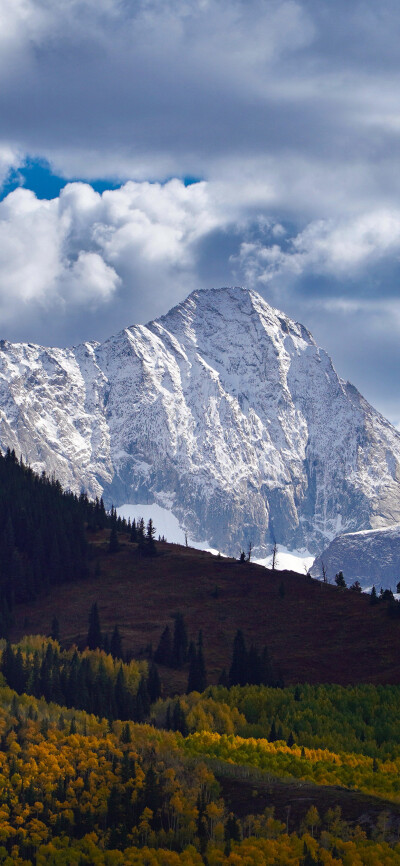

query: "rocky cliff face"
xmin=310 ymin=526 xmax=400 ymax=591
xmin=1 ymin=286 xmax=400 ymax=556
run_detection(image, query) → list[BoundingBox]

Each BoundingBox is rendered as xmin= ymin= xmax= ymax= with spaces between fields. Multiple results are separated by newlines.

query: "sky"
xmin=0 ymin=0 xmax=400 ymax=426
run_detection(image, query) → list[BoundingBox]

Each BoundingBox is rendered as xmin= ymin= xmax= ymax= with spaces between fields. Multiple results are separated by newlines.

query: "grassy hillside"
xmin=9 ymin=529 xmax=400 ymax=693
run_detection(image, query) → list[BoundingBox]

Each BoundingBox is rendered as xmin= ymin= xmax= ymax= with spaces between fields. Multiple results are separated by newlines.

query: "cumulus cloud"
xmin=234 ymin=210 xmax=400 ymax=288
xmin=1 ymin=0 xmax=400 ymax=421
xmin=0 ymin=179 xmax=227 ymax=341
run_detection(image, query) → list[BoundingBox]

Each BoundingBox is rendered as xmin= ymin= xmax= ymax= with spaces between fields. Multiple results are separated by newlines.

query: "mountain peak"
xmin=0 ymin=288 xmax=400 ymax=556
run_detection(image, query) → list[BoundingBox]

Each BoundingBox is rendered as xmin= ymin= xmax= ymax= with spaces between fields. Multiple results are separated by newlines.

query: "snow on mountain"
xmin=310 ymin=525 xmax=400 ymax=592
xmin=1 ymin=286 xmax=400 ymax=557
xmin=116 ymin=503 xmax=220 ymax=555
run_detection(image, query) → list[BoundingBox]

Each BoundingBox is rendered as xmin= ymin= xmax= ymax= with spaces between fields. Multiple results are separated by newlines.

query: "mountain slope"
xmin=9 ymin=533 xmax=400 ymax=687
xmin=310 ymin=524 xmax=400 ymax=591
xmin=1 ymin=286 xmax=400 ymax=555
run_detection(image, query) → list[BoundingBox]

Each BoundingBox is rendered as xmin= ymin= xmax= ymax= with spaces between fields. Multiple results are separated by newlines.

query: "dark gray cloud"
xmin=0 ymin=0 xmax=399 ymax=425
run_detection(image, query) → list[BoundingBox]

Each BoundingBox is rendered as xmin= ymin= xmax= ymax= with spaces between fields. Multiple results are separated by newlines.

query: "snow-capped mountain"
xmin=310 ymin=525 xmax=400 ymax=591
xmin=1 ymin=286 xmax=400 ymax=556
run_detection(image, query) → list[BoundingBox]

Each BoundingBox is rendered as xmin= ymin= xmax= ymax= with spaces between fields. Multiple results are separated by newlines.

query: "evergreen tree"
xmin=147 ymin=663 xmax=161 ymax=703
xmin=146 ymin=518 xmax=156 ymax=540
xmin=335 ymin=571 xmax=346 ymax=588
xmin=1 ymin=642 xmax=15 ymax=688
xmin=51 ymin=615 xmax=60 ymax=642
xmin=171 ymin=613 xmax=188 ymax=668
xmin=108 ymin=524 xmax=119 ymax=554
xmin=172 ymin=699 xmax=188 ymax=735
xmin=110 ymin=624 xmax=123 ymax=660
xmin=187 ymin=631 xmax=207 ymax=693
xmin=154 ymin=625 xmax=172 ymax=666
xmin=121 ymin=722 xmax=131 ymax=744
xmin=350 ymin=580 xmax=362 ymax=592
xmin=87 ymin=602 xmax=102 ymax=650
xmin=136 ymin=517 xmax=146 ymax=555
xmin=145 ymin=518 xmax=157 ymax=556
xmin=224 ymin=813 xmax=241 ymax=850
xmin=114 ymin=665 xmax=127 ymax=719
xmin=229 ymin=629 xmax=248 ymax=686
xmin=27 ymin=651 xmax=41 ymax=697
xmin=137 ymin=676 xmax=150 ymax=719
xmin=269 ymin=719 xmax=277 ymax=742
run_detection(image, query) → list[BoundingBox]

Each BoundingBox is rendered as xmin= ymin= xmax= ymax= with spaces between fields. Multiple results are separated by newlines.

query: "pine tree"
xmin=1 ymin=642 xmax=15 ymax=688
xmin=110 ymin=625 xmax=123 ymax=660
xmin=269 ymin=719 xmax=277 ymax=742
xmin=137 ymin=676 xmax=150 ymax=718
xmin=87 ymin=602 xmax=102 ymax=650
xmin=145 ymin=518 xmax=157 ymax=556
xmin=370 ymin=585 xmax=379 ymax=605
xmin=114 ymin=665 xmax=127 ymax=719
xmin=154 ymin=625 xmax=172 ymax=666
xmin=229 ymin=629 xmax=247 ymax=686
xmin=108 ymin=524 xmax=119 ymax=553
xmin=172 ymin=699 xmax=188 ymax=735
xmin=147 ymin=663 xmax=161 ymax=702
xmin=224 ymin=813 xmax=241 ymax=847
xmin=146 ymin=518 xmax=156 ymax=540
xmin=121 ymin=722 xmax=131 ymax=744
xmin=51 ymin=615 xmax=60 ymax=642
xmin=171 ymin=613 xmax=188 ymax=668
xmin=335 ymin=571 xmax=346 ymax=588
xmin=187 ymin=631 xmax=207 ymax=693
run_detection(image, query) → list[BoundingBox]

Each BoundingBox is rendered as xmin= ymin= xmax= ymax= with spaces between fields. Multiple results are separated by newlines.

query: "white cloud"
xmin=0 ymin=179 xmax=226 ymax=331
xmin=234 ymin=210 xmax=400 ymax=286
xmin=1 ymin=0 xmax=400 ymax=423
xmin=0 ymin=189 xmax=62 ymax=310
xmin=61 ymin=251 xmax=120 ymax=307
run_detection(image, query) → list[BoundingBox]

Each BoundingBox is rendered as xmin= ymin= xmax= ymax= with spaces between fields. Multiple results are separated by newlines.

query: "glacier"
xmin=1 ymin=285 xmax=400 ymax=557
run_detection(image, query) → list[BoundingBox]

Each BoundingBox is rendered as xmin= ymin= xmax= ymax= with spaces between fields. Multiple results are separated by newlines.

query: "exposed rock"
xmin=310 ymin=525 xmax=400 ymax=591
xmin=1 ymin=286 xmax=400 ymax=556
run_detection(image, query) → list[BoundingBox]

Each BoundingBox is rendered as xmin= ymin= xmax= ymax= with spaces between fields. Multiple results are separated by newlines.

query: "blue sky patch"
xmin=0 ymin=158 xmax=122 ymax=201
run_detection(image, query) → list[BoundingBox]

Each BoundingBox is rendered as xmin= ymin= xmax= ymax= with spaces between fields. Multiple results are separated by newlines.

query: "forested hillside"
xmin=1 ymin=454 xmax=400 ymax=864
xmin=0 ymin=679 xmax=399 ymax=864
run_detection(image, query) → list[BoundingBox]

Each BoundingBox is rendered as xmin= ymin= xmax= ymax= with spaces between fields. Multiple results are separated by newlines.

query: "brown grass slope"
xmin=10 ymin=532 xmax=400 ymax=692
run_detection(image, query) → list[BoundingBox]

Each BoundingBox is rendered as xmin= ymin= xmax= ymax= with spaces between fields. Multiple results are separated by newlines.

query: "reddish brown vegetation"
xmin=10 ymin=531 xmax=400 ymax=692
